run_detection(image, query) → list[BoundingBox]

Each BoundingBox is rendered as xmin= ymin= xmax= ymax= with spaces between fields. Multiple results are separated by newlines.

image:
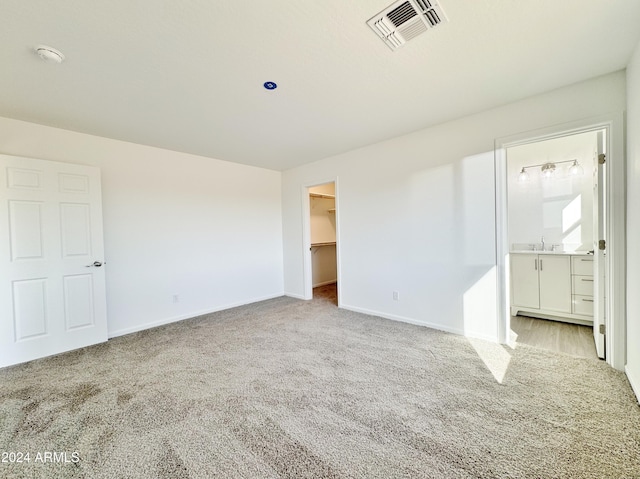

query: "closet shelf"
xmin=311 ymin=242 xmax=336 ymax=247
xmin=309 ymin=193 xmax=335 ymax=199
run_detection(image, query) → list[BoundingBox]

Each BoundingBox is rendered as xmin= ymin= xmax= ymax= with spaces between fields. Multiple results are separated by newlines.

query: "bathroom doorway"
xmin=501 ymin=126 xmax=610 ymax=360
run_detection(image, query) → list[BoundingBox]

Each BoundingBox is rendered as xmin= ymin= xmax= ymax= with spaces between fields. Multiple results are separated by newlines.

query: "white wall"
xmin=0 ymin=117 xmax=284 ymax=337
xmin=282 ymin=72 xmax=626 ymax=341
xmin=626 ymin=40 xmax=640 ymax=399
xmin=507 ymin=132 xmax=596 ymax=252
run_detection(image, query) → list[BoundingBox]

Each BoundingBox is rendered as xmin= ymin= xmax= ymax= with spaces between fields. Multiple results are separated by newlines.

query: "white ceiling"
xmin=1 ymin=1 xmax=639 ymax=171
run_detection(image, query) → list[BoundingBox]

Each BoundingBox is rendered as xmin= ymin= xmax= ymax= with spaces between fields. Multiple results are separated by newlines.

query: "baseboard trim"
xmin=625 ymin=365 xmax=640 ymax=403
xmin=284 ymin=292 xmax=307 ymax=300
xmin=108 ymin=292 xmax=284 ymax=338
xmin=512 ymin=307 xmax=593 ymax=326
xmin=339 ymin=304 xmax=498 ymax=343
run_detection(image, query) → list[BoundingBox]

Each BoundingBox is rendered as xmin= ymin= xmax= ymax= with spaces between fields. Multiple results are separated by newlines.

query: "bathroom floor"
xmin=510 ymin=315 xmax=598 ymax=360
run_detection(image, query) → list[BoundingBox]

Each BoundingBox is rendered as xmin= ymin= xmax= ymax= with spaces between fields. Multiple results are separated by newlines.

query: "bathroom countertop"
xmin=510 ymin=250 xmax=593 ymax=256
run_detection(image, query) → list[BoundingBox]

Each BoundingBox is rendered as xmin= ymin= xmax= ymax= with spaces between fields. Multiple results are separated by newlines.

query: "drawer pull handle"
xmin=582 ymin=299 xmax=594 ymax=302
xmin=580 ymin=279 xmax=594 ymax=282
xmin=580 ymin=259 xmax=593 ymax=262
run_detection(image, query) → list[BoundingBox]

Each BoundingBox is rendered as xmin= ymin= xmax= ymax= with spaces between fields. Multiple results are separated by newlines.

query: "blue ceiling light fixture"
xmin=263 ymin=81 xmax=278 ymax=90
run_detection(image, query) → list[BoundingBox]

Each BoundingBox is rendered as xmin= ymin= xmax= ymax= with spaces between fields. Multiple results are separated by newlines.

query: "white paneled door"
xmin=592 ymin=131 xmax=606 ymax=359
xmin=0 ymin=155 xmax=107 ymax=368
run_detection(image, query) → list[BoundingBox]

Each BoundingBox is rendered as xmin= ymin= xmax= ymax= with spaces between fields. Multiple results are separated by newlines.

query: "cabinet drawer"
xmin=572 ymin=275 xmax=594 ymax=296
xmin=572 ymin=256 xmax=593 ymax=276
xmin=572 ymin=295 xmax=594 ymax=316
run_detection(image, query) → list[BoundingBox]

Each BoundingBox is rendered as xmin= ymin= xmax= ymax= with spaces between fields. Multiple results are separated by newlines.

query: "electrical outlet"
xmin=172 ymin=294 xmax=179 ymax=303
xmin=393 ymin=291 xmax=399 ymax=301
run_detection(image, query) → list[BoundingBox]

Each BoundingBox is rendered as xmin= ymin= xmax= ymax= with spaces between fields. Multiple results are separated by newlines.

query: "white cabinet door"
xmin=511 ymin=254 xmax=539 ymax=309
xmin=539 ymin=255 xmax=571 ymax=313
xmin=0 ymin=155 xmax=108 ymax=368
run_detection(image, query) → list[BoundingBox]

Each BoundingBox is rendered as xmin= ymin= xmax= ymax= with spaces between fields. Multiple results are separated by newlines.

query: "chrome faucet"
xmin=541 ymin=236 xmax=545 ymax=251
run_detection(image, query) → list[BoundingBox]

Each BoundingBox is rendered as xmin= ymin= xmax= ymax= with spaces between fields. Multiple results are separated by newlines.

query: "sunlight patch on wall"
xmin=563 ymin=225 xmax=582 ymax=245
xmin=463 ymin=267 xmax=497 ymax=339
xmin=461 ymin=151 xmax=496 ymax=266
xmin=562 ymin=195 xmax=582 ymax=233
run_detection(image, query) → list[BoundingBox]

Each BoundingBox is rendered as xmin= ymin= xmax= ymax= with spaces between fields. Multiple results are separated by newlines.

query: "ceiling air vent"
xmin=367 ymin=0 xmax=448 ymax=51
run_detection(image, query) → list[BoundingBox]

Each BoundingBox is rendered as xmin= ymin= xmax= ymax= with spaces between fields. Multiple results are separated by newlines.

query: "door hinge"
xmin=599 ymin=324 xmax=606 ymax=335
xmin=598 ymin=153 xmax=606 ymax=165
xmin=598 ymin=239 xmax=606 ymax=250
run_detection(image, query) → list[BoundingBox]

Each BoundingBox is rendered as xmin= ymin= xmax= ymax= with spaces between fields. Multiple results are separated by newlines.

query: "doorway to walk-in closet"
xmin=308 ymin=182 xmax=338 ymax=305
xmin=506 ymin=128 xmax=606 ymax=360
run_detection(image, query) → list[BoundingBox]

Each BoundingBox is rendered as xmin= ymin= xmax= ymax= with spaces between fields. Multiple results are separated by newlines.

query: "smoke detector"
xmin=367 ymin=0 xmax=449 ymax=51
xmin=34 ymin=45 xmax=65 ymax=64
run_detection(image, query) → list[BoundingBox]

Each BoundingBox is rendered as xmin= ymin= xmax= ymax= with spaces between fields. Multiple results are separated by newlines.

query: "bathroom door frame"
xmin=494 ymin=113 xmax=626 ymax=371
xmin=301 ymin=177 xmax=342 ymax=304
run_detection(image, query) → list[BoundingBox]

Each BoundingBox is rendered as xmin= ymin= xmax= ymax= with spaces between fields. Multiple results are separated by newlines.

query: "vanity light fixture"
xmin=516 ymin=158 xmax=583 ymax=182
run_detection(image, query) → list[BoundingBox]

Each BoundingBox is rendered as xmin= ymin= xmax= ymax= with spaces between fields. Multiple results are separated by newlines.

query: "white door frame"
xmin=494 ymin=113 xmax=626 ymax=371
xmin=301 ymin=177 xmax=342 ymax=304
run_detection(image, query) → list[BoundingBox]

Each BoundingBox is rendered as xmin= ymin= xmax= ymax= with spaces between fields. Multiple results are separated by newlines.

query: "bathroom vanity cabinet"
xmin=511 ymin=252 xmax=593 ymax=325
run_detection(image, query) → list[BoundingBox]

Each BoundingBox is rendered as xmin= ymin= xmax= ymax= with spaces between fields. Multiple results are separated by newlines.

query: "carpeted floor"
xmin=1 ymin=287 xmax=639 ymax=478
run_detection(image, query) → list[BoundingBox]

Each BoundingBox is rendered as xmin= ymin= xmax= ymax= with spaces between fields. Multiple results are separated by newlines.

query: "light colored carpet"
xmin=1 ymin=287 xmax=639 ymax=478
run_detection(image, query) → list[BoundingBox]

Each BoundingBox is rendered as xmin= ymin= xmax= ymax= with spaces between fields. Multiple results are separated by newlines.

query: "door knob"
xmin=85 ymin=261 xmax=104 ymax=267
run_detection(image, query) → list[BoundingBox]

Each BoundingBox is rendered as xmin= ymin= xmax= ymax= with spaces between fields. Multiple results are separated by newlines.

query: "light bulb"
xmin=541 ymin=163 xmax=556 ymax=179
xmin=569 ymin=159 xmax=583 ymax=176
xmin=517 ymin=167 xmax=530 ymax=182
